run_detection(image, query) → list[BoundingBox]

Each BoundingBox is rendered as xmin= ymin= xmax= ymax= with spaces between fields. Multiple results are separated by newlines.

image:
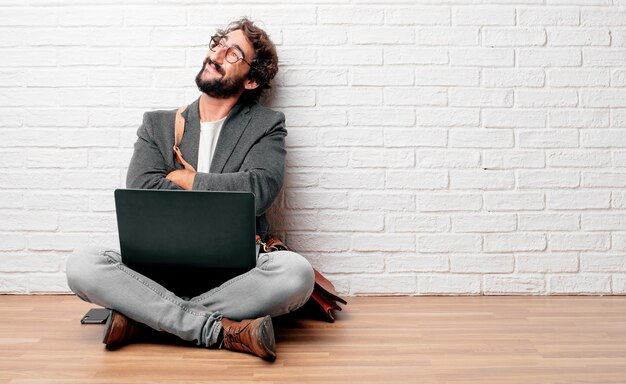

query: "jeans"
xmin=66 ymin=246 xmax=315 ymax=348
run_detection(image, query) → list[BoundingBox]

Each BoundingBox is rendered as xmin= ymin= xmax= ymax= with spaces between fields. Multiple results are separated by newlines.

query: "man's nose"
xmin=209 ymin=47 xmax=225 ymax=64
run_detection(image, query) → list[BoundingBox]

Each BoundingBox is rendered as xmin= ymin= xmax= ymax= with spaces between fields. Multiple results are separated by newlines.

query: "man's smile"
xmin=205 ymin=59 xmax=224 ymax=76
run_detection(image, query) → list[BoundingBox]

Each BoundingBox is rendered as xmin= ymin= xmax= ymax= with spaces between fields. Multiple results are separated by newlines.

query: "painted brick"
xmin=484 ymin=233 xmax=547 ymax=252
xmin=581 ymin=254 xmax=626 ymax=273
xmin=450 ymin=129 xmax=513 ymax=148
xmin=483 ymin=28 xmax=546 ymax=47
xmin=286 ymin=149 xmax=349 ymax=168
xmin=415 ymin=68 xmax=480 ymax=86
xmin=582 ymin=213 xmax=626 ymax=231
xmin=482 ymin=69 xmax=545 ymax=88
xmin=519 ymin=130 xmax=578 ymax=149
xmin=285 ymin=191 xmax=348 ymax=210
xmin=453 ymin=7 xmax=515 ymax=26
xmin=581 ymin=9 xmax=626 ymax=26
xmin=417 ymin=193 xmax=482 ymax=212
xmin=386 ymin=7 xmax=451 ymax=26
xmin=352 ymin=274 xmax=416 ymax=295
xmin=581 ymin=89 xmax=626 ymax=108
xmin=318 ymin=88 xmax=382 ymax=106
xmin=450 ymin=48 xmax=514 ymax=67
xmin=549 ymin=233 xmax=610 ymax=252
xmin=3 ymin=2 xmax=626 ymax=295
xmin=450 ymin=170 xmax=515 ymax=190
xmin=518 ymin=170 xmax=580 ymax=188
xmin=352 ymin=27 xmax=415 ymax=45
xmin=484 ymin=275 xmax=547 ymax=294
xmin=386 ymin=171 xmax=448 ymax=190
xmin=452 ymin=214 xmax=516 ymax=233
xmin=351 ymin=192 xmax=416 ymax=212
xmin=387 ymin=255 xmax=449 ymax=273
xmin=450 ymin=89 xmax=513 ymax=107
xmin=518 ymin=7 xmax=580 ymax=26
xmin=385 ymin=214 xmax=450 ymax=233
xmin=353 ymin=69 xmax=414 ymax=86
xmin=517 ymin=90 xmax=578 ymax=108
xmin=583 ymin=172 xmax=626 ymax=187
xmin=581 ymin=130 xmax=626 ymax=148
xmin=417 ymin=27 xmax=479 ymax=46
xmin=548 ymin=29 xmax=610 ymax=46
xmin=385 ymin=48 xmax=448 ymax=65
xmin=418 ymin=150 xmax=481 ymax=168
xmin=518 ymin=49 xmax=581 ymax=67
xmin=281 ymin=69 xmax=347 ymax=87
xmin=483 ymin=150 xmax=545 ymax=169
xmin=316 ymin=254 xmax=384 ymax=274
xmin=352 ymin=234 xmax=415 ymax=252
xmin=547 ymin=191 xmax=610 ymax=210
xmin=418 ymin=274 xmax=482 ymax=294
xmin=384 ymin=87 xmax=447 ymax=107
xmin=450 ymin=254 xmax=514 ymax=273
xmin=483 ymin=109 xmax=546 ymax=128
xmin=519 ymin=213 xmax=579 ymax=231
xmin=548 ymin=275 xmax=611 ymax=294
xmin=351 ymin=148 xmax=415 ymax=168
xmin=549 ymin=109 xmax=609 ymax=128
xmin=483 ymin=192 xmax=545 ymax=211
xmin=516 ymin=253 xmax=579 ymax=273
xmin=547 ymin=150 xmax=611 ymax=167
xmin=320 ymin=128 xmax=383 ymax=147
xmin=418 ymin=108 xmax=479 ymax=127
xmin=385 ymin=128 xmax=447 ymax=148
xmin=319 ymin=7 xmax=384 ymax=25
xmin=60 ymin=7 xmax=124 ymax=26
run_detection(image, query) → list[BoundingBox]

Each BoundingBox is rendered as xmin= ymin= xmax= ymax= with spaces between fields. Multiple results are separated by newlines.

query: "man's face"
xmin=195 ymin=29 xmax=257 ymax=99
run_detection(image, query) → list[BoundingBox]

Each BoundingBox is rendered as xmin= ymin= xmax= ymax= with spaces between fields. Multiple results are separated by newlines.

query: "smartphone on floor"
xmin=80 ymin=308 xmax=111 ymax=324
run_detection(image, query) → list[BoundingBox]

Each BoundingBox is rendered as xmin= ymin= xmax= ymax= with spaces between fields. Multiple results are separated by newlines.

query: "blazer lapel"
xmin=181 ymin=98 xmax=201 ymax=170
xmin=210 ymin=102 xmax=252 ymax=173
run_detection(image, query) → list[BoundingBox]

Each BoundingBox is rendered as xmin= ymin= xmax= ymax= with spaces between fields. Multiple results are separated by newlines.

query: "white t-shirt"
xmin=196 ymin=117 xmax=226 ymax=173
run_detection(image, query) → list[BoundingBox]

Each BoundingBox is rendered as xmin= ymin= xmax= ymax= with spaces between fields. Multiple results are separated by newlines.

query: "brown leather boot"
xmin=102 ymin=310 xmax=145 ymax=349
xmin=221 ymin=315 xmax=276 ymax=361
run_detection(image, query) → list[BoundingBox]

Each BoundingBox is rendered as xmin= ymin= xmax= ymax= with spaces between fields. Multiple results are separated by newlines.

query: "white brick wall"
xmin=1 ymin=0 xmax=626 ymax=296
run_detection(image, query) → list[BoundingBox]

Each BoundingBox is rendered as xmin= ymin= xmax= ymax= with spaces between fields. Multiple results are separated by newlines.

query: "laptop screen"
xmin=115 ymin=189 xmax=257 ymax=270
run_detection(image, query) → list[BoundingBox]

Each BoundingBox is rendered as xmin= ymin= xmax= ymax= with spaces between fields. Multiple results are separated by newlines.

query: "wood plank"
xmin=0 ymin=295 xmax=625 ymax=383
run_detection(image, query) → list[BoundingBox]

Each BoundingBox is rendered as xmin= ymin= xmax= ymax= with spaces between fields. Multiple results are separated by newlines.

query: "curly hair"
xmin=216 ymin=18 xmax=279 ymax=104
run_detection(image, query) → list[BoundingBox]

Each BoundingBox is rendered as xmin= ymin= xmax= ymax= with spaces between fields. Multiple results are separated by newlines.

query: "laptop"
xmin=114 ymin=189 xmax=259 ymax=296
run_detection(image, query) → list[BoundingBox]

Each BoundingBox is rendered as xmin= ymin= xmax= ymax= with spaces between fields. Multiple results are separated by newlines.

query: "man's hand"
xmin=165 ymin=169 xmax=196 ymax=190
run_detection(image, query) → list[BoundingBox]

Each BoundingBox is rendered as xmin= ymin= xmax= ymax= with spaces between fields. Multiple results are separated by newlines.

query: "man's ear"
xmin=244 ymin=78 xmax=259 ymax=90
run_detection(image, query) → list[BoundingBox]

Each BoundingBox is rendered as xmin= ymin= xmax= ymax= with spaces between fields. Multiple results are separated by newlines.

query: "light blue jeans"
xmin=66 ymin=247 xmax=315 ymax=348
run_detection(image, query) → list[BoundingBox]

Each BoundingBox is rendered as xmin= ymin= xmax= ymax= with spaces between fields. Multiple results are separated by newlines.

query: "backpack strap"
xmin=172 ymin=106 xmax=196 ymax=172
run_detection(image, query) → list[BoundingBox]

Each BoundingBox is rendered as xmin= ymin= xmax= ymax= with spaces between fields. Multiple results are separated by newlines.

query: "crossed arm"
xmin=165 ymin=169 xmax=195 ymax=190
xmin=126 ymin=110 xmax=287 ymax=216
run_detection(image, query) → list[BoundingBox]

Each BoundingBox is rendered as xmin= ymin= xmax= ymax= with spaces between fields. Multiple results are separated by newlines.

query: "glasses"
xmin=209 ymin=35 xmax=254 ymax=67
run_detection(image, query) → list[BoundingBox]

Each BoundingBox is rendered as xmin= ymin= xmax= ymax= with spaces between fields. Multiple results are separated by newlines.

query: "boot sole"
xmin=258 ymin=315 xmax=277 ymax=361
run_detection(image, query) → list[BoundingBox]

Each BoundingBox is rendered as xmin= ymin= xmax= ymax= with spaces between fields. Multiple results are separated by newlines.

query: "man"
xmin=66 ymin=18 xmax=315 ymax=361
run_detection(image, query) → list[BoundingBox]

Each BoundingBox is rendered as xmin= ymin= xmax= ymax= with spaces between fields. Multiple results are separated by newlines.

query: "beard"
xmin=195 ymin=58 xmax=247 ymax=99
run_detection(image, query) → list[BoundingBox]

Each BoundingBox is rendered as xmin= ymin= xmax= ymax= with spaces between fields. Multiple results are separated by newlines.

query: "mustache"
xmin=205 ymin=58 xmax=225 ymax=76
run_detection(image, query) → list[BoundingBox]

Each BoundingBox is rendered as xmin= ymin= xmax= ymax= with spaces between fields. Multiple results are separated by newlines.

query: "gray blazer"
xmin=126 ymin=98 xmax=287 ymax=237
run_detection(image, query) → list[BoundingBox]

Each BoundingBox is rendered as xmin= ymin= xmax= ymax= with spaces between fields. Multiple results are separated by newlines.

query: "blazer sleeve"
xmin=126 ymin=112 xmax=182 ymax=190
xmin=191 ymin=112 xmax=286 ymax=216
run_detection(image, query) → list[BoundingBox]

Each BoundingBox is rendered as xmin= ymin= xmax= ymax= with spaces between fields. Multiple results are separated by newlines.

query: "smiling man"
xmin=66 ymin=18 xmax=315 ymax=361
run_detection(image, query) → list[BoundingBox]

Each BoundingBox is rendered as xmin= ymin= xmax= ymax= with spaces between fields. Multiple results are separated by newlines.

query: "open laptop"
xmin=114 ymin=189 xmax=259 ymax=296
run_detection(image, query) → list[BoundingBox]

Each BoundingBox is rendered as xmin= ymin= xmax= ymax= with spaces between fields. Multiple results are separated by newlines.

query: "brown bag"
xmin=259 ymin=236 xmax=347 ymax=322
xmin=174 ymin=106 xmax=347 ymax=322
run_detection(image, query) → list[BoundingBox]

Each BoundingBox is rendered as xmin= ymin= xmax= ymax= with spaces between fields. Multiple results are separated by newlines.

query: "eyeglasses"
xmin=209 ymin=35 xmax=254 ymax=67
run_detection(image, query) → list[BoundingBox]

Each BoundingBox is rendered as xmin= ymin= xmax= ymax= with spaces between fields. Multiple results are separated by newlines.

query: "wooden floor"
xmin=1 ymin=295 xmax=626 ymax=384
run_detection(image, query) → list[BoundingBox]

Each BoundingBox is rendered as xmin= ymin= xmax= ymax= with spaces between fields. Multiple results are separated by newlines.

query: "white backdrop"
xmin=1 ymin=0 xmax=626 ymax=295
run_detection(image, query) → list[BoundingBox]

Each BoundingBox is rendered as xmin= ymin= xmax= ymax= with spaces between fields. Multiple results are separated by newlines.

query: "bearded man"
xmin=66 ymin=18 xmax=314 ymax=361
